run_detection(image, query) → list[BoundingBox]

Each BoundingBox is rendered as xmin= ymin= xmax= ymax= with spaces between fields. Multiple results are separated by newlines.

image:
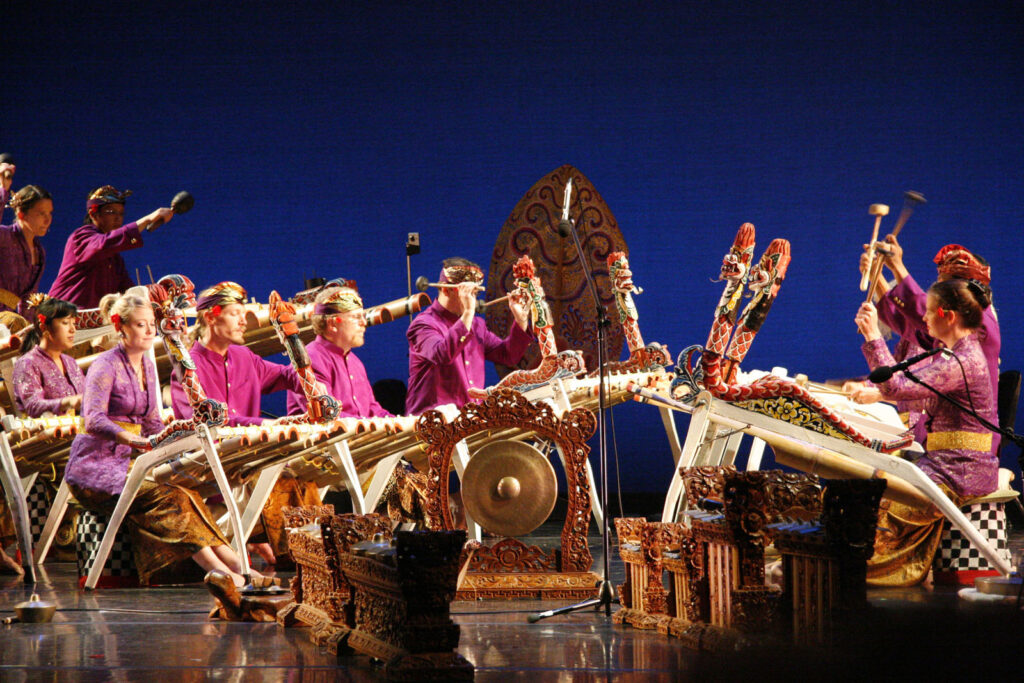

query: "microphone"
xmin=558 ymin=177 xmax=574 ymax=238
xmin=868 ymin=347 xmax=949 ymax=383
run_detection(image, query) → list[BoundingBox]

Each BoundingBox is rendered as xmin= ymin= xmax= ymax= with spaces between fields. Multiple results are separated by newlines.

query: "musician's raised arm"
xmin=406 ymin=257 xmax=531 ymax=414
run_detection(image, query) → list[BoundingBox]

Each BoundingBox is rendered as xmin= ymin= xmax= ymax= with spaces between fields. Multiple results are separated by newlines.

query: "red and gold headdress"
xmin=934 ymin=244 xmax=991 ymax=285
xmin=313 ymin=286 xmax=363 ymax=315
xmin=439 ymin=264 xmax=484 ymax=285
xmin=86 ymin=185 xmax=132 ymax=211
xmin=195 ymin=282 xmax=248 ymax=314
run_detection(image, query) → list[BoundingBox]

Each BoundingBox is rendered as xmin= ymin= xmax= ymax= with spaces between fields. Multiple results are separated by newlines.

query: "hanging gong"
xmin=462 ymin=440 xmax=558 ymax=537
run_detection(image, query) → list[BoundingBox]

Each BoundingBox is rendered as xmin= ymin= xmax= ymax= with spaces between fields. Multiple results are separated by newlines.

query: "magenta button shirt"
xmin=171 ymin=342 xmax=304 ymax=426
xmin=48 ymin=222 xmax=144 ymax=308
xmin=286 ymin=336 xmax=391 ymax=418
xmin=405 ymin=300 xmax=532 ymax=414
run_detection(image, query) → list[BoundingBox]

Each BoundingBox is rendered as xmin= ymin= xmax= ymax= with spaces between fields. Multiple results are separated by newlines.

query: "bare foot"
xmin=247 ymin=542 xmax=276 ymax=567
xmin=0 ymin=548 xmax=24 ymax=576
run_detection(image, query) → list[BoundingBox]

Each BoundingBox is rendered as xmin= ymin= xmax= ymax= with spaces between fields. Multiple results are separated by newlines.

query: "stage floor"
xmin=2 ymin=525 xmax=1023 ymax=682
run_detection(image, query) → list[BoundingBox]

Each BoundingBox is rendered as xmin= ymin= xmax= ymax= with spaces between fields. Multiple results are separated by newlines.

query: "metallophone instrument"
xmin=146 ymin=286 xmax=430 ymax=548
xmin=628 ymin=222 xmax=1012 ymax=577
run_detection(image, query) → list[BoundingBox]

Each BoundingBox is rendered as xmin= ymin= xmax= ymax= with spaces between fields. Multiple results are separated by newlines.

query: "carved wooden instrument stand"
xmin=417 ymin=389 xmax=601 ymax=599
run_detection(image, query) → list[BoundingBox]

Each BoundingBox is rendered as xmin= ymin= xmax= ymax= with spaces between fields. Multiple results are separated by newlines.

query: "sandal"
xmin=249 ymin=575 xmax=284 ymax=589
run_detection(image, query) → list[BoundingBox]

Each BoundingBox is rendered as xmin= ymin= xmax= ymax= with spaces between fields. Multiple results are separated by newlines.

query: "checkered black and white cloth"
xmin=75 ymin=509 xmax=137 ymax=579
xmin=26 ymin=477 xmax=51 ymax=546
xmin=936 ymin=502 xmax=1011 ymax=572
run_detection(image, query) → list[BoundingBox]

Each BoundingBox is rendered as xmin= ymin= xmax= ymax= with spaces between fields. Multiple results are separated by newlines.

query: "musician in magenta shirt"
xmin=855 ymin=278 xmax=997 ymax=586
xmin=0 ymin=186 xmax=52 ymax=322
xmin=858 ymin=239 xmax=1000 ymax=457
xmin=48 ymin=186 xmax=175 ymax=308
xmin=12 ymin=296 xmax=84 ymax=416
xmin=286 ymin=285 xmax=391 ymax=418
xmin=406 ymin=258 xmax=532 ymax=414
xmin=169 ymin=281 xmax=322 ymax=567
xmin=63 ymin=288 xmax=258 ymax=587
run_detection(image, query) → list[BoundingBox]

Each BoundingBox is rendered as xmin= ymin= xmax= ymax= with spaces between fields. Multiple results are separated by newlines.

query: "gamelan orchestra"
xmin=1 ymin=158 xmax=1020 ymax=670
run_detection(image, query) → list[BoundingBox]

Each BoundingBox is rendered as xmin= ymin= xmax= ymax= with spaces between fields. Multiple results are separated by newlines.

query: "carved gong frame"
xmin=416 ymin=388 xmax=597 ymax=574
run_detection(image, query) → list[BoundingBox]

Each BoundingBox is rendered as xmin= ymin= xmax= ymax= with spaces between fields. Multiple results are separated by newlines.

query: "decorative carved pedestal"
xmin=613 ymin=518 xmax=668 ymax=630
xmin=276 ymin=509 xmax=392 ymax=647
xmin=278 ymin=510 xmax=473 ymax=680
xmin=621 ymin=468 xmax=884 ymax=650
xmin=775 ymin=478 xmax=886 ymax=645
xmin=337 ymin=530 xmax=473 ymax=681
xmin=417 ymin=389 xmax=601 ymax=599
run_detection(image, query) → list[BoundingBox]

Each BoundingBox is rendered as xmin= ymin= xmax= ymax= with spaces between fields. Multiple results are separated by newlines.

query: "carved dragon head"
xmin=718 ymin=223 xmax=756 ymax=284
xmin=746 ymin=238 xmax=791 ymax=298
xmin=157 ymin=274 xmax=197 ymax=310
xmin=607 ymin=251 xmax=635 ymax=294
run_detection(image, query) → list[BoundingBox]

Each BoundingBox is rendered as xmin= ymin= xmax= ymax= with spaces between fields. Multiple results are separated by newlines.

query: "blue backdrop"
xmin=6 ymin=1 xmax=1022 ymax=493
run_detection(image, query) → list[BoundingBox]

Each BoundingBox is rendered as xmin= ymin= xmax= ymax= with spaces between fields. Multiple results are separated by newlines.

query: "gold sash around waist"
xmin=0 ymin=287 xmax=21 ymax=310
xmin=926 ymin=430 xmax=992 ymax=452
xmin=113 ymin=420 xmax=142 ymax=436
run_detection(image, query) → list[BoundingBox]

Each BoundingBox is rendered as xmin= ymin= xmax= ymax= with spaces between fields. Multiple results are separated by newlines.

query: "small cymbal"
xmin=462 ymin=440 xmax=557 ymax=537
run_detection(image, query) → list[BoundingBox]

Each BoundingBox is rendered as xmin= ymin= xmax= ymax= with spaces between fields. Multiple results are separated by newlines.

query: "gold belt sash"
xmin=113 ymin=420 xmax=142 ymax=436
xmin=926 ymin=430 xmax=992 ymax=452
xmin=0 ymin=287 xmax=22 ymax=310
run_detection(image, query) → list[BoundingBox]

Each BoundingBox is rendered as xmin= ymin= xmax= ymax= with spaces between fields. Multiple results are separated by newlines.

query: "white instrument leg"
xmin=720 ymin=431 xmax=745 ymax=468
xmin=84 ymin=453 xmax=156 ymax=589
xmin=363 ymin=453 xmax=405 ymax=513
xmin=33 ymin=479 xmax=71 ymax=563
xmin=329 ymin=441 xmax=366 ymax=514
xmin=197 ymin=425 xmax=251 ymax=576
xmin=0 ymin=434 xmax=34 ymax=581
xmin=662 ymin=399 xmax=712 ymax=523
xmin=658 ymin=406 xmax=684 ymax=465
xmin=239 ymin=462 xmax=287 ymax=542
xmin=746 ymin=436 xmax=767 ymax=471
xmin=20 ymin=472 xmax=38 ymax=494
xmin=841 ymin=448 xmax=1014 ymax=577
xmin=452 ymin=439 xmax=481 ymax=543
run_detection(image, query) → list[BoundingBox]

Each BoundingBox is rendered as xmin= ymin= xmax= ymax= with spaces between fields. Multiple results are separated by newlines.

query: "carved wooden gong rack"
xmin=416 ymin=388 xmax=601 ymax=599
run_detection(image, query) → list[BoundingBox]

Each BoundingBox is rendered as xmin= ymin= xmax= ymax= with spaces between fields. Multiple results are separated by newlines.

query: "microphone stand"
xmin=902 ymin=369 xmax=1024 ymax=451
xmin=530 ymin=207 xmax=616 ymax=622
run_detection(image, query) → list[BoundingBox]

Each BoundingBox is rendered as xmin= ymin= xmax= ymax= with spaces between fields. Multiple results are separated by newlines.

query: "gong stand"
xmin=416 ymin=389 xmax=602 ymax=599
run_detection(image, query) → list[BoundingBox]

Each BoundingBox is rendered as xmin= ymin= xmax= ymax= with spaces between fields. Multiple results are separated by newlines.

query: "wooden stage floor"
xmin=2 ymin=521 xmax=1023 ymax=681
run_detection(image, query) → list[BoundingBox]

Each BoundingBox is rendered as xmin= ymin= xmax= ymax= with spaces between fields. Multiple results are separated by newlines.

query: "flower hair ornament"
xmin=937 ymin=307 xmax=947 ymax=319
xmin=110 ymin=313 xmax=122 ymax=332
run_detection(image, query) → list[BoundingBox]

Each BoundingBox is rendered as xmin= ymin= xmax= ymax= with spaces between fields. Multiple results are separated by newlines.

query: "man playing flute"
xmin=406 ymin=257 xmax=532 ymax=413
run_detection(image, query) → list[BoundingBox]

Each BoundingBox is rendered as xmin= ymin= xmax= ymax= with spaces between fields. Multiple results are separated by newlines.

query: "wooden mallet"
xmin=859 ymin=203 xmax=890 ymax=291
xmin=864 ymin=191 xmax=927 ymax=303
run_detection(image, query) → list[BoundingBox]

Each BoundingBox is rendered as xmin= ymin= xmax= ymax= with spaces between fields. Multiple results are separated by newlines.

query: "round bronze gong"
xmin=462 ymin=440 xmax=558 ymax=537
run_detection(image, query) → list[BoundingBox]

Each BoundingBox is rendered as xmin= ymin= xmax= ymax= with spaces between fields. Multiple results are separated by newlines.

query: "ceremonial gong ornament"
xmin=462 ymin=440 xmax=557 ymax=537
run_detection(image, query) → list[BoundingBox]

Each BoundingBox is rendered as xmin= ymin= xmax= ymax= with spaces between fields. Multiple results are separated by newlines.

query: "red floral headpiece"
xmin=934 ymin=244 xmax=991 ymax=285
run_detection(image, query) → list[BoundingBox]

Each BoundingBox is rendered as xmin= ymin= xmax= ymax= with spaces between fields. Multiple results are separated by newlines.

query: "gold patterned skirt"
xmin=69 ymin=481 xmax=230 ymax=585
xmin=251 ymin=474 xmax=322 ymax=560
xmin=866 ymin=485 xmax=965 ymax=586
